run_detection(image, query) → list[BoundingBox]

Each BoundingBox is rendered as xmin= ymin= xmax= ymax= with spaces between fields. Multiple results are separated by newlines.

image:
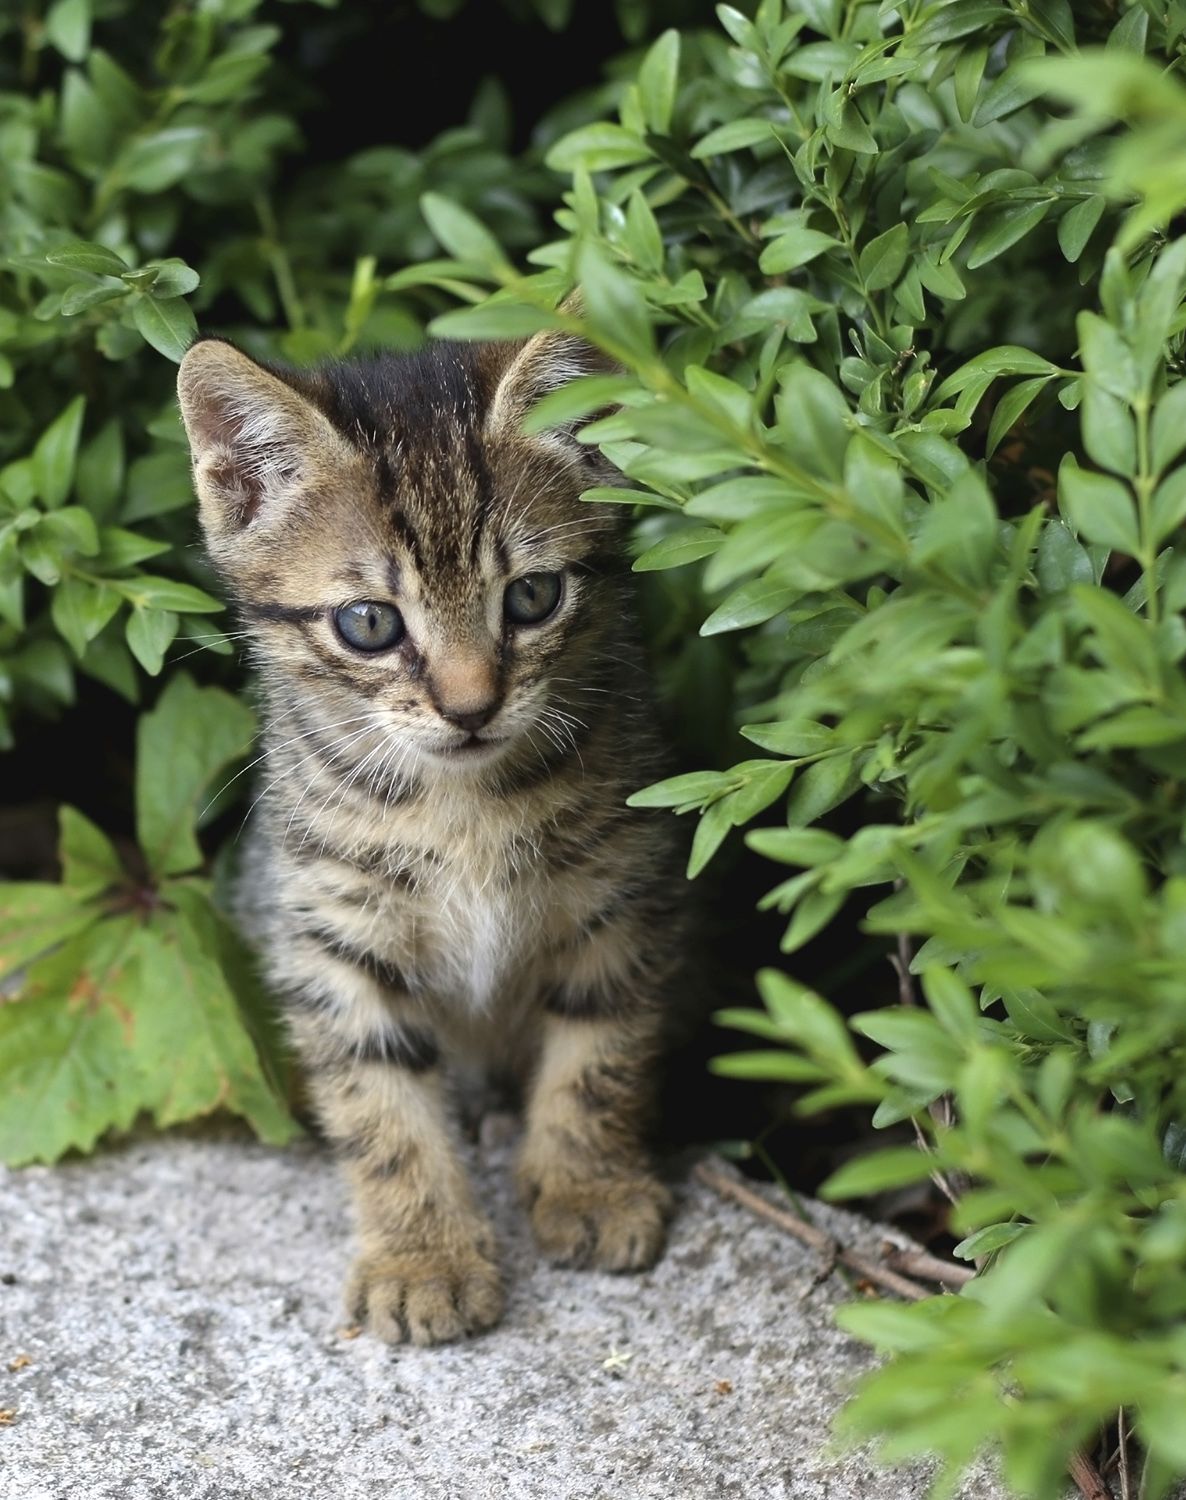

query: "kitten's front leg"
xmin=518 ymin=1005 xmax=673 ymax=1272
xmin=286 ymin=964 xmax=503 ymax=1345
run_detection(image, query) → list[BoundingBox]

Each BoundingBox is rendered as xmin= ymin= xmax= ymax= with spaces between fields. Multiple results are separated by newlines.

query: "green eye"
xmin=334 ymin=601 xmax=405 ymax=652
xmin=504 ymin=571 xmax=563 ymax=626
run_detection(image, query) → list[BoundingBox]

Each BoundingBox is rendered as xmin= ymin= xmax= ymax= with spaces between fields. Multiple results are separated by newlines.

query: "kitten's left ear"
xmin=485 ymin=328 xmax=617 ymax=453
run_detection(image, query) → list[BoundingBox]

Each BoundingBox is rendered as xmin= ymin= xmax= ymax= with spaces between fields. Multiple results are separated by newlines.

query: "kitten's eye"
xmin=504 ymin=571 xmax=563 ymax=626
xmin=334 ymin=601 xmax=405 ymax=652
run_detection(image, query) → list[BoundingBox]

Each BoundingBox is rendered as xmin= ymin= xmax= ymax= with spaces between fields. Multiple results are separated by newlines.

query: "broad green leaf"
xmin=50 ymin=576 xmax=122 ymax=656
xmin=0 ymin=882 xmax=98 ymax=977
xmin=953 ymin=1223 xmax=1025 ymax=1261
xmin=633 ymin=524 xmax=722 ymax=571
xmin=859 ymin=224 xmax=909 ymax=291
xmin=45 ymin=240 xmax=128 ymax=277
xmin=1058 ymin=463 xmax=1138 ymax=554
xmin=114 ymin=127 xmax=208 ymax=192
xmin=691 ymin=119 xmax=778 ymax=157
xmin=687 ymin=797 xmax=733 ymax=877
xmin=637 ymin=29 xmax=679 ymax=134
xmin=58 ymin=807 xmax=124 ymax=898
xmin=45 ymin=0 xmax=92 ymax=61
xmin=759 ymin=226 xmax=839 ymax=276
xmin=1151 ymin=383 xmax=1186 ymax=473
xmin=700 ymin=578 xmax=797 ymax=635
xmin=126 ymin=607 xmax=179 ymax=675
xmin=627 ymin=769 xmax=730 ymax=809
xmin=1058 ymin=197 xmax=1105 ymax=263
xmin=119 ymin=576 xmax=221 ymax=613
xmin=131 ymin=296 xmax=198 ymax=363
xmin=135 ymin=673 xmax=255 ymax=878
xmin=420 ymin=193 xmax=509 ymax=271
xmin=0 ymin=917 xmax=142 ymax=1163
xmin=822 ymin=1146 xmax=936 ymax=1199
xmin=32 ymin=396 xmax=86 ymax=509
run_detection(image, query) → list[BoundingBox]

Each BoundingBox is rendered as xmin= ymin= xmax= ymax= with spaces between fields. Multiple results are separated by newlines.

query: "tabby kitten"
xmin=176 ymin=330 xmax=689 ymax=1346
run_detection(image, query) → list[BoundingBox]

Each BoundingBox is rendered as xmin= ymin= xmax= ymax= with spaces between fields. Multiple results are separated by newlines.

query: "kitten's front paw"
xmin=525 ymin=1172 xmax=673 ymax=1272
xmin=346 ymin=1240 xmax=504 ymax=1346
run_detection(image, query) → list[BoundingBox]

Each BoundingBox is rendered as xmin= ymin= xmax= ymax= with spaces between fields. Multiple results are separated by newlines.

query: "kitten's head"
xmin=177 ymin=332 xmax=627 ymax=780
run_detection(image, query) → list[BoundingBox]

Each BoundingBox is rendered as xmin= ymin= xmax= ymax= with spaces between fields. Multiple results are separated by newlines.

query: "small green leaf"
xmin=691 ymin=118 xmax=778 ymax=158
xmin=32 ymin=396 xmax=86 ymax=509
xmin=58 ymin=807 xmax=124 ymax=897
xmin=637 ymin=29 xmax=680 ymax=134
xmin=701 ymin=578 xmax=797 ymax=635
xmin=125 ymin=607 xmax=179 ymax=675
xmin=1058 ymin=197 xmax=1106 ymax=263
xmin=45 ymin=0 xmax=91 ymax=62
xmin=821 ymin=1146 xmax=936 ymax=1199
xmin=45 ymin=240 xmax=128 ymax=277
xmin=633 ymin=525 xmax=722 ymax=571
xmin=131 ymin=296 xmax=197 ymax=363
xmin=420 ymin=193 xmax=510 ymax=271
xmin=859 ymin=224 xmax=909 ymax=292
xmin=1058 ymin=463 xmax=1139 ymax=554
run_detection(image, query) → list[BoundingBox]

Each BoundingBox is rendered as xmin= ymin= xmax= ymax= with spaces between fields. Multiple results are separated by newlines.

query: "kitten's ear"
xmin=177 ymin=339 xmax=347 ymax=542
xmin=485 ymin=327 xmax=617 ymax=451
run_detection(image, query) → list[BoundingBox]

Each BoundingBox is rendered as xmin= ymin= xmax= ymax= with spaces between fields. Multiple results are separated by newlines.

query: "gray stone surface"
xmin=0 ymin=1127 xmax=1006 ymax=1500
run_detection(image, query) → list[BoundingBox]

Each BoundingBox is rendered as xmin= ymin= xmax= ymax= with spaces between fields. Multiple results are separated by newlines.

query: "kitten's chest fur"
xmin=411 ymin=816 xmax=544 ymax=1012
xmin=284 ymin=785 xmax=580 ymax=1018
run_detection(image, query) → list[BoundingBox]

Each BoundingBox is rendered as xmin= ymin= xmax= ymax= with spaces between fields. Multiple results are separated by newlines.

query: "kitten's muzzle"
xmin=440 ymin=702 xmax=499 ymax=735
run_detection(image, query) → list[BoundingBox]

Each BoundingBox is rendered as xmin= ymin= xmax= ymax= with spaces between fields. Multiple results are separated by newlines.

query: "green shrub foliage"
xmin=6 ymin=0 xmax=1186 ymax=1493
xmin=408 ymin=3 xmax=1186 ymax=1494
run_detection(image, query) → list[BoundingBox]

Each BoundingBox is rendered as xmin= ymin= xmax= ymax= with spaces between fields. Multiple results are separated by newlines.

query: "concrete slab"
xmin=0 ymin=1127 xmax=1006 ymax=1500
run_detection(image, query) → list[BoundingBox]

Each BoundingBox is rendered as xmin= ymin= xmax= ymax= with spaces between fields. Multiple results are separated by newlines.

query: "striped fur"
xmin=178 ymin=332 xmax=688 ymax=1345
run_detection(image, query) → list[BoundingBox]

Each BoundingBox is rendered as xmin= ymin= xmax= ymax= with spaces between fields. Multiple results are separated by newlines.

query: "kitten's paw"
xmin=345 ymin=1241 xmax=504 ymax=1346
xmin=525 ymin=1173 xmax=673 ymax=1272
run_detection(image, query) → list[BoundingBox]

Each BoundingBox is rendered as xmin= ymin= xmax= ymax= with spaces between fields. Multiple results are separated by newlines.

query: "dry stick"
xmin=879 ymin=1245 xmax=974 ymax=1288
xmin=1118 ymin=1410 xmax=1132 ymax=1500
xmin=693 ymin=1161 xmax=931 ymax=1302
xmin=1067 ymin=1450 xmax=1112 ymax=1500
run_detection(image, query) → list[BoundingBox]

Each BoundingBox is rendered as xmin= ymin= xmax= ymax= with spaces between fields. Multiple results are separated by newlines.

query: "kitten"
xmin=176 ymin=331 xmax=689 ymax=1345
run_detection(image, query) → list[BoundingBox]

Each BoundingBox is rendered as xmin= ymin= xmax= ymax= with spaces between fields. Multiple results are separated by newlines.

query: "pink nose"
xmin=442 ymin=702 xmax=498 ymax=735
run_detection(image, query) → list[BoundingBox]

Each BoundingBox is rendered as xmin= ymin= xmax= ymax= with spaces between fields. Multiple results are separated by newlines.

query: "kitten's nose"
xmin=442 ymin=702 xmax=498 ymax=735
xmin=432 ymin=651 xmax=500 ymax=735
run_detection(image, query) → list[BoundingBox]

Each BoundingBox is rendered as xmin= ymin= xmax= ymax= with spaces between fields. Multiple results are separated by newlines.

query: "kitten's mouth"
xmin=435 ymin=734 xmax=509 ymax=760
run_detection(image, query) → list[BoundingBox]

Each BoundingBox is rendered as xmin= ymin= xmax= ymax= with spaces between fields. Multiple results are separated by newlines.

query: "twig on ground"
xmin=1118 ymin=1410 xmax=1131 ymax=1500
xmin=694 ymin=1161 xmax=933 ymax=1302
xmin=878 ymin=1244 xmax=974 ymax=1288
xmin=1067 ymin=1449 xmax=1112 ymax=1500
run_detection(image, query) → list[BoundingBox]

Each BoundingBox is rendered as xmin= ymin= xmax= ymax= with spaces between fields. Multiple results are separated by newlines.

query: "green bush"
xmin=409 ymin=3 xmax=1186 ymax=1494
xmin=6 ymin=0 xmax=1186 ymax=1494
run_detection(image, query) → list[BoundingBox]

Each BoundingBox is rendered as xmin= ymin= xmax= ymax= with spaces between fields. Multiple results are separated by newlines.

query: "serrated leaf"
xmin=135 ymin=674 xmax=255 ymax=878
xmin=58 ymin=807 xmax=124 ymax=898
xmin=0 ymin=882 xmax=97 ymax=978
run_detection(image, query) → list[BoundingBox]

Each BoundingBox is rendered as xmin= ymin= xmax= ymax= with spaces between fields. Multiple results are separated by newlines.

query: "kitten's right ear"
xmin=177 ymin=339 xmax=344 ymax=542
